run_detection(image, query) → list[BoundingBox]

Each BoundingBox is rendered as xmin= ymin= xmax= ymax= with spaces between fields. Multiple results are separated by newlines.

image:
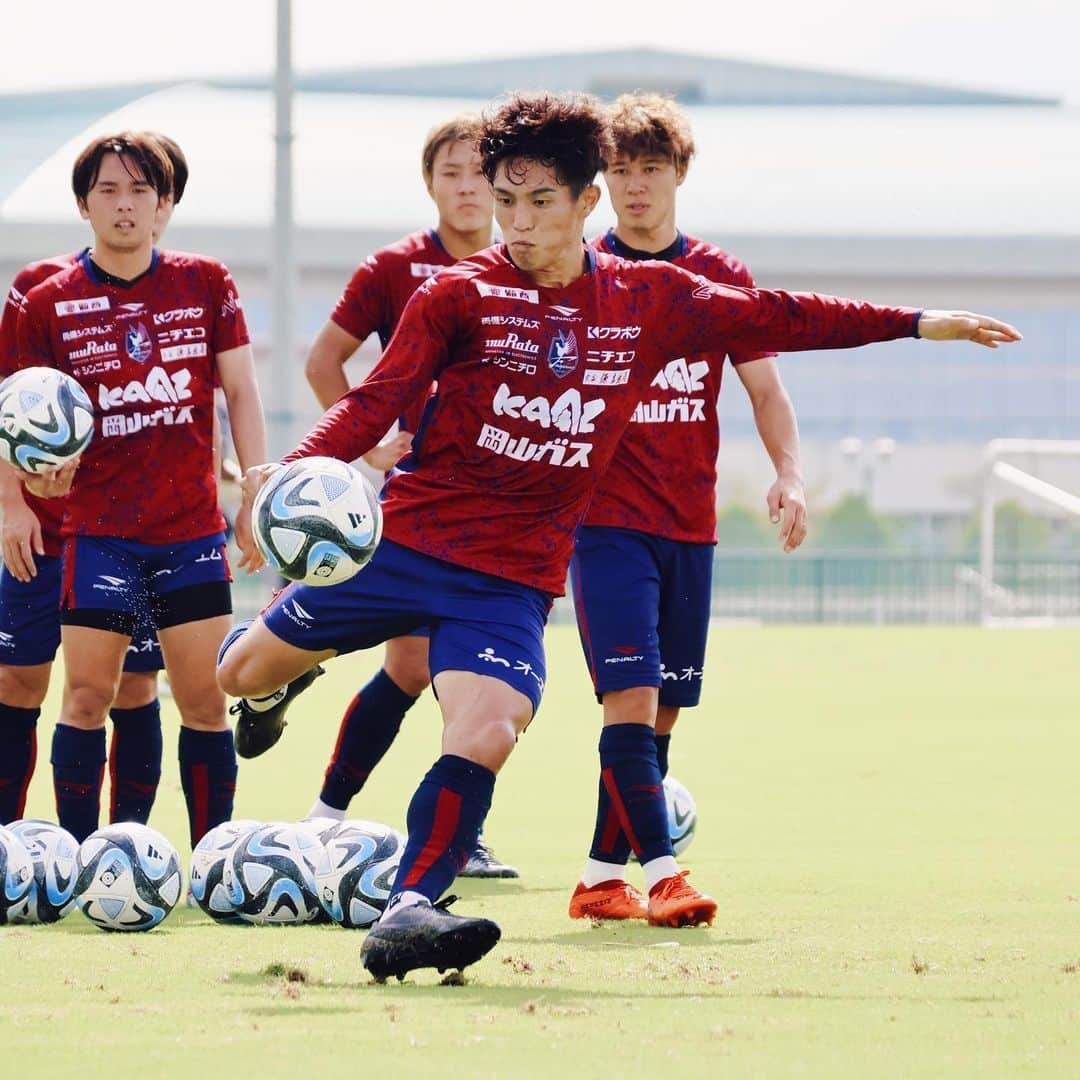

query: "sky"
xmin=1 ymin=0 xmax=1078 ymax=104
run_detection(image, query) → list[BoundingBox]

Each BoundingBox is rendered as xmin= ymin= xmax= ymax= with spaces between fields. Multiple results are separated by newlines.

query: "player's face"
xmin=492 ymin=159 xmax=599 ymax=275
xmin=604 ymin=154 xmax=683 ymax=233
xmin=78 ymin=152 xmax=163 ymax=253
xmin=428 ymin=139 xmax=493 ymax=234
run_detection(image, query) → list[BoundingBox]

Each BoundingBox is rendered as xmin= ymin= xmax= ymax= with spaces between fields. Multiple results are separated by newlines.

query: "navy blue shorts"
xmin=0 ymin=555 xmax=163 ymax=670
xmin=570 ymin=526 xmax=713 ymax=708
xmin=62 ymin=533 xmax=232 ymax=633
xmin=261 ymin=540 xmax=551 ymax=713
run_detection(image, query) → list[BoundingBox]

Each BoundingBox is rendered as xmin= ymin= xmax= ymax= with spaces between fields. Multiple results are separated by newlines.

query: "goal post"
xmin=979 ymin=439 xmax=1080 ymax=624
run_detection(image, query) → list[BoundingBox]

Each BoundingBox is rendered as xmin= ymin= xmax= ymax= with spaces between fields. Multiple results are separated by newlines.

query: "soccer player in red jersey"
xmin=13 ymin=133 xmax=267 ymax=845
xmin=567 ymin=94 xmax=805 ymax=922
xmin=0 ymin=133 xmax=191 ymax=826
xmin=297 ymin=115 xmax=516 ymax=877
xmin=217 ymin=93 xmax=1019 ymax=979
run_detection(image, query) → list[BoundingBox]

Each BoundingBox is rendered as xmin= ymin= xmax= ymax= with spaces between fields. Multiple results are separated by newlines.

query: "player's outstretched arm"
xmin=217 ymin=344 xmax=269 ymax=573
xmin=916 ymin=311 xmax=1022 ymax=349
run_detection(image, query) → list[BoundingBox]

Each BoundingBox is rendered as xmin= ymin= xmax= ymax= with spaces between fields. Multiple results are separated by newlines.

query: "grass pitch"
xmin=4 ymin=625 xmax=1080 ymax=1078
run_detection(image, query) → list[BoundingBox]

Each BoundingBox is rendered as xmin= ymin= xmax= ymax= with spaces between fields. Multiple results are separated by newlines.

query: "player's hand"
xmin=219 ymin=456 xmax=243 ymax=485
xmin=767 ymin=473 xmax=807 ymax=554
xmin=0 ymin=498 xmax=44 ymax=582
xmin=236 ymin=463 xmax=281 ymax=573
xmin=362 ymin=431 xmax=413 ymax=473
xmin=23 ymin=458 xmax=79 ymax=501
xmin=917 ymin=311 xmax=1022 ymax=349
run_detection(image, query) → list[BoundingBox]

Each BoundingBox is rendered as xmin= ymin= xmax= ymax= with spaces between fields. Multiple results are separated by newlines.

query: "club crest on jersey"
xmin=125 ymin=322 xmax=154 ymax=363
xmin=547 ymin=329 xmax=579 ymax=378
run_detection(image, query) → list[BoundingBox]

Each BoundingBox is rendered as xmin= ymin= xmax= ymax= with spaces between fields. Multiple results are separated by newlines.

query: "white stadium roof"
xmin=2 ymin=83 xmax=1078 ymax=238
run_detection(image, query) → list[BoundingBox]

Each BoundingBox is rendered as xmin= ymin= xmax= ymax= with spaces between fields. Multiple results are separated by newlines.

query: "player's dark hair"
xmin=479 ymin=92 xmax=614 ymax=198
xmin=606 ymin=93 xmax=696 ymax=174
xmin=421 ymin=114 xmax=482 ymax=184
xmin=145 ymin=132 xmax=189 ymax=204
xmin=71 ymin=132 xmax=173 ymax=204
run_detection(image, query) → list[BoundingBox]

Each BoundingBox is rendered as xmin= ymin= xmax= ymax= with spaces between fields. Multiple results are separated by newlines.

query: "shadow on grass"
xmin=517 ymin=925 xmax=757 ymax=949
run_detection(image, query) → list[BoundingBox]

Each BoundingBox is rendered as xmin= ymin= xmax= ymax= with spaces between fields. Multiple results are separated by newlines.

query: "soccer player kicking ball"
xmin=15 ymin=133 xmax=267 ymax=845
xmin=235 ymin=114 xmax=516 ymax=878
xmin=568 ymin=94 xmax=804 ymax=925
xmin=218 ymin=93 xmax=1019 ymax=981
xmin=0 ymin=133 xmax=189 ymax=827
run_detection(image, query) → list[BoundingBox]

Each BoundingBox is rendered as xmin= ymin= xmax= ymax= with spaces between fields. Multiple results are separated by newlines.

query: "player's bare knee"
xmin=384 ymin=639 xmax=430 ymax=697
xmin=602 ymin=686 xmax=659 ymax=726
xmin=216 ymin=648 xmax=260 ymax=698
xmin=0 ymin=664 xmax=50 ymax=709
xmin=114 ymin=671 xmax=158 ymax=710
xmin=64 ymin=682 xmax=115 ymax=727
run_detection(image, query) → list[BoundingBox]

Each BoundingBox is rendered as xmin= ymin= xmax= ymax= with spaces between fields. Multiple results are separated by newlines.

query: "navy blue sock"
xmin=587 ymin=771 xmax=633 ymax=866
xmin=51 ymin=724 xmax=106 ymax=842
xmin=0 ymin=704 xmax=39 ymax=824
xmin=216 ymin=619 xmax=252 ymax=665
xmin=108 ymin=701 xmax=162 ymax=825
xmin=320 ymin=669 xmax=418 ymax=811
xmin=390 ymin=754 xmax=495 ymax=904
xmin=178 ymin=728 xmax=237 ymax=848
xmin=598 ymin=723 xmax=671 ymax=863
xmin=654 ymin=733 xmax=672 ymax=780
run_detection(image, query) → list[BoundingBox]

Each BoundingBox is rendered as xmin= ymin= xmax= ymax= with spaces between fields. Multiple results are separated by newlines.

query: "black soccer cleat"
xmin=361 ymin=896 xmax=501 ymax=982
xmin=230 ymin=664 xmax=325 ymax=759
xmin=459 ymin=836 xmax=520 ymax=879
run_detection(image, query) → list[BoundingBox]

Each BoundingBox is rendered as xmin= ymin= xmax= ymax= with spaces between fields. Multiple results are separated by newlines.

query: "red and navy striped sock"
xmin=320 ymin=669 xmax=418 ymax=811
xmin=0 ymin=704 xmax=39 ymax=823
xmin=654 ymin=733 xmax=672 ymax=780
xmin=597 ymin=723 xmax=672 ymax=864
xmin=389 ymin=754 xmax=495 ymax=904
xmin=178 ymin=727 xmax=237 ymax=847
xmin=587 ymin=770 xmax=633 ymax=866
xmin=51 ymin=723 xmax=106 ymax=842
xmin=108 ymin=701 xmax=163 ymax=825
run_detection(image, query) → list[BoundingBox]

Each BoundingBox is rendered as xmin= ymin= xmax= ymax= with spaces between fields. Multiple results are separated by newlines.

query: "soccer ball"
xmin=189 ymin=819 xmax=261 ymax=922
xmin=0 ymin=367 xmax=93 ymax=474
xmin=315 ymin=820 xmax=405 ymax=929
xmin=5 ymin=819 xmax=79 ymax=924
xmin=665 ymin=776 xmax=697 ymax=857
xmin=223 ymin=823 xmax=325 ymax=924
xmin=251 ymin=456 xmax=382 ymax=586
xmin=74 ymin=823 xmax=183 ymax=931
xmin=0 ymin=825 xmax=34 ymax=924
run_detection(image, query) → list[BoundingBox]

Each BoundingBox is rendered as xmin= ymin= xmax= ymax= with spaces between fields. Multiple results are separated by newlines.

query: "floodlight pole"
xmin=271 ymin=0 xmax=295 ymax=455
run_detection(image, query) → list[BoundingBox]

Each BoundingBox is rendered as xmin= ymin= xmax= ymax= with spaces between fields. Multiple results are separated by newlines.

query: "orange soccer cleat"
xmin=568 ymin=879 xmax=649 ymax=921
xmin=647 ymin=871 xmax=717 ymax=928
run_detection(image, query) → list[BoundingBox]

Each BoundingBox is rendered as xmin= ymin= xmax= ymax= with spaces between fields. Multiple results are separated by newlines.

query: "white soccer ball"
xmin=0 ymin=367 xmax=93 ymax=474
xmin=251 ymin=456 xmax=382 ymax=586
xmin=0 ymin=825 xmax=34 ymax=923
xmin=223 ymin=822 xmax=325 ymax=924
xmin=5 ymin=819 xmax=79 ymax=924
xmin=315 ymin=819 xmax=405 ymax=929
xmin=189 ymin=819 xmax=261 ymax=922
xmin=74 ymin=823 xmax=183 ymax=931
xmin=665 ymin=775 xmax=697 ymax=857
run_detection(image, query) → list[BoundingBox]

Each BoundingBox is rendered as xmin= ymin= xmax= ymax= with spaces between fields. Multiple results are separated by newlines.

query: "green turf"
xmin=4 ymin=625 xmax=1080 ymax=1078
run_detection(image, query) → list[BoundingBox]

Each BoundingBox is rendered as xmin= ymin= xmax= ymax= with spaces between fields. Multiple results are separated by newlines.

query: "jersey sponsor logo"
xmin=690 ymin=277 xmax=714 ymax=300
xmin=482 ymin=356 xmax=537 ymax=376
xmin=549 ymin=305 xmax=578 ymax=317
xmin=475 ymin=647 xmax=544 ymax=691
xmin=546 ymin=329 xmax=579 ymax=378
xmin=124 ymin=322 xmax=154 ymax=363
xmin=661 ymin=663 xmax=704 ymax=682
xmin=127 ymin=636 xmax=160 ymax=655
xmin=160 ymin=343 xmax=208 ymax=363
xmin=157 ymin=326 xmax=206 ymax=347
xmin=0 ymin=630 xmax=15 ymax=649
xmin=409 ymin=262 xmax=445 ymax=279
xmin=651 ymin=357 xmax=708 ymax=393
xmin=93 ymin=574 xmax=128 ymax=594
xmin=76 ymin=359 xmax=123 ymax=377
xmin=482 ymin=315 xmax=540 ymax=330
xmin=97 ymin=366 xmax=193 ymax=411
xmin=282 ymin=598 xmax=314 ymax=629
xmin=476 ymin=422 xmax=593 ymax=469
xmin=54 ymin=296 xmax=110 ymax=317
xmin=582 ymin=369 xmax=630 ymax=387
xmin=587 ymin=325 xmax=641 ymax=341
xmin=68 ymin=339 xmax=117 ymax=362
xmin=6 ymin=285 xmax=25 ymax=311
xmin=492 ymin=383 xmax=605 ymax=435
xmin=62 ymin=324 xmax=112 ymax=342
xmin=631 ymin=398 xmax=707 ymax=424
xmin=220 ymin=291 xmax=241 ymax=317
xmin=604 ymin=653 xmax=644 ymax=664
xmin=484 ymin=332 xmax=540 ymax=356
xmin=153 ymin=306 xmax=204 ymax=325
xmin=585 ymin=348 xmax=635 ymax=365
xmin=475 ymin=282 xmax=539 ymax=304
xmin=101 ymin=406 xmax=195 ymax=437
xmin=118 ymin=302 xmax=145 ymax=313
